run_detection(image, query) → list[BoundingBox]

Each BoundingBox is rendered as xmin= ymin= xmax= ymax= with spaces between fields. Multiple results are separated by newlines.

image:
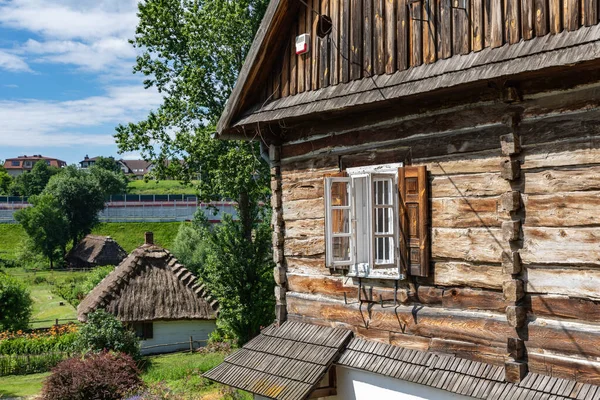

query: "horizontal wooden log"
xmin=282 ymin=177 xmax=324 ymax=201
xmin=432 ymin=227 xmax=506 ymax=263
xmin=287 ymin=273 xmax=358 ymax=299
xmin=416 ymin=286 xmax=443 ymax=305
xmin=529 ymin=294 xmax=600 ymax=322
xmin=434 ymin=262 xmax=507 ymax=290
xmin=283 ymin=197 xmax=324 ymax=221
xmin=524 ymin=192 xmax=600 ymax=227
xmin=285 ymin=218 xmax=324 ymax=239
xmin=417 ymin=151 xmax=503 ymax=175
xmin=522 ymin=139 xmax=600 ymax=170
xmin=442 ymin=287 xmax=506 ymax=312
xmin=281 ymin=154 xmax=339 ymax=171
xmin=389 ymin=332 xmax=432 ymax=351
xmin=528 ymin=317 xmax=600 ymax=359
xmin=287 ymin=293 xmax=512 ymax=347
xmin=431 ymin=197 xmax=504 ymax=228
xmin=526 ymin=267 xmax=600 ymax=300
xmin=520 ymin=110 xmax=600 ymax=147
xmin=431 ymin=173 xmax=510 ymax=197
xmin=340 ymin=146 xmax=410 ymax=169
xmin=286 ymin=256 xmax=329 ymax=275
xmin=521 ymin=227 xmax=600 ymax=266
xmin=284 ymin=236 xmax=324 ymax=256
xmin=523 ymin=166 xmax=600 ymax=194
xmin=528 ymin=352 xmax=600 ymax=385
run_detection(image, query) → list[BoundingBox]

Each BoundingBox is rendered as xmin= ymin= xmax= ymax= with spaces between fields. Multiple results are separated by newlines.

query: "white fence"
xmin=0 ymin=196 xmax=236 ymax=223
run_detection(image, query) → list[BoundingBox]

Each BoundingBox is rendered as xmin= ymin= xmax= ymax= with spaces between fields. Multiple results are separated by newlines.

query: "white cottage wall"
xmin=140 ymin=320 xmax=216 ymax=355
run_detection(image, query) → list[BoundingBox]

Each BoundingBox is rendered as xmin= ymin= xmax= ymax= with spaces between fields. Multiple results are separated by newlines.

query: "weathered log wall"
xmin=276 ymin=80 xmax=600 ymax=383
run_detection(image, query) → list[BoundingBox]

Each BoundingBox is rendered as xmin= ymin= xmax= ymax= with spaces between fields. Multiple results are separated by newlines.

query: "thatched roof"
xmin=77 ymin=236 xmax=218 ymax=323
xmin=65 ymin=235 xmax=127 ymax=268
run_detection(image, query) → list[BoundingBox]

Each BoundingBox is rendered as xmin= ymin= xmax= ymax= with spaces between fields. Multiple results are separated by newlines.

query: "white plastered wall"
xmin=139 ymin=319 xmax=216 ymax=355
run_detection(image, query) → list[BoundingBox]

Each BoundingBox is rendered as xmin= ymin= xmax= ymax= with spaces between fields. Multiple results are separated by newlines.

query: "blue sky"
xmin=0 ymin=0 xmax=163 ymax=165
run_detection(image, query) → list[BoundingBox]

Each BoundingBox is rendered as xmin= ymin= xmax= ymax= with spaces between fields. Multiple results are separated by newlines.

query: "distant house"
xmin=65 ymin=235 xmax=127 ymax=269
xmin=3 ymin=155 xmax=67 ymax=177
xmin=79 ymin=155 xmax=99 ymax=169
xmin=77 ymin=232 xmax=218 ymax=355
xmin=119 ymin=159 xmax=152 ymax=180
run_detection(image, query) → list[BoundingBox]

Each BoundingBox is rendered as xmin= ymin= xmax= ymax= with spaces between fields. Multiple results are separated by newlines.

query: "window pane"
xmin=333 ymin=236 xmax=351 ymax=262
xmin=331 ymin=181 xmax=349 ymax=206
xmin=375 ymin=207 xmax=392 ymax=234
xmin=374 ymin=179 xmax=392 ymax=205
xmin=375 ymin=237 xmax=394 ymax=264
xmin=332 ymin=209 xmax=350 ymax=233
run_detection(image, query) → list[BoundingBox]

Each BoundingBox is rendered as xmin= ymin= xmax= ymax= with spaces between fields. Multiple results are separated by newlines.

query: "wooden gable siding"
xmin=262 ymin=0 xmax=600 ymax=101
xmin=272 ymin=70 xmax=600 ymax=383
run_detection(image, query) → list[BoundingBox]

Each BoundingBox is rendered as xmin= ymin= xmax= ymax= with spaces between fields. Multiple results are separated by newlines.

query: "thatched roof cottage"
xmin=78 ymin=232 xmax=218 ymax=355
xmin=65 ymin=235 xmax=127 ymax=269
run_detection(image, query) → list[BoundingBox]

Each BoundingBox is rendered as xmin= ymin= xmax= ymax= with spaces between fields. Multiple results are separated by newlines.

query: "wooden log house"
xmin=205 ymin=0 xmax=600 ymax=397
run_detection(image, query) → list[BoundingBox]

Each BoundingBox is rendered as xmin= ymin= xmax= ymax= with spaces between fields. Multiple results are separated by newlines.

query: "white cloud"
xmin=0 ymin=85 xmax=163 ymax=147
xmin=0 ymin=50 xmax=32 ymax=72
xmin=0 ymin=0 xmax=139 ymax=74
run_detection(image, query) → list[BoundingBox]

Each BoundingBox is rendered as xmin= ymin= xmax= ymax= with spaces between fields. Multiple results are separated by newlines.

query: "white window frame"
xmin=325 ymin=163 xmax=403 ymax=279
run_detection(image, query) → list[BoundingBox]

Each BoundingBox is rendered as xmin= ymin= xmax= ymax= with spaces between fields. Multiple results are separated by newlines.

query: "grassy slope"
xmin=92 ymin=222 xmax=183 ymax=252
xmin=127 ymin=180 xmax=199 ymax=195
xmin=0 ymin=352 xmax=250 ymax=399
xmin=0 ymin=223 xmax=25 ymax=260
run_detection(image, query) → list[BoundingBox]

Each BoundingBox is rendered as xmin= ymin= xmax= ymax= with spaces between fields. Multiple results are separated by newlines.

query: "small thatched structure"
xmin=77 ymin=232 xmax=218 ymax=354
xmin=65 ymin=235 xmax=127 ymax=269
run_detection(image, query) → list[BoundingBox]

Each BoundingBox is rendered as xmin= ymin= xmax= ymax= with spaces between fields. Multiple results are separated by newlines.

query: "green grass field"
xmin=127 ymin=180 xmax=199 ymax=195
xmin=92 ymin=222 xmax=183 ymax=252
xmin=0 ymin=352 xmax=249 ymax=399
xmin=0 ymin=223 xmax=25 ymax=261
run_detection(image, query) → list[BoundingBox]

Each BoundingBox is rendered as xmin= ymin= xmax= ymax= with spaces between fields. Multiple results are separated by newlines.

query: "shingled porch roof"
xmin=204 ymin=321 xmax=600 ymax=400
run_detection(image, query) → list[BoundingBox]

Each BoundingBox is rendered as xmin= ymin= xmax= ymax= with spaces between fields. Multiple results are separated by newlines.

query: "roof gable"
xmin=77 ymin=244 xmax=218 ymax=322
xmin=218 ymin=0 xmax=600 ymax=139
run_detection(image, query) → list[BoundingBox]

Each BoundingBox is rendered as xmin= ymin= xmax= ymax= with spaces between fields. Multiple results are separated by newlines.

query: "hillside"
xmin=127 ymin=180 xmax=199 ymax=195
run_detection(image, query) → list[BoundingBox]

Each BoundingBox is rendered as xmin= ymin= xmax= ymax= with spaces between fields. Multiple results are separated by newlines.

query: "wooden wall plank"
xmin=410 ymin=1 xmax=423 ymax=66
xmin=386 ymin=0 xmax=397 ymax=71
xmin=432 ymin=227 xmax=506 ymax=263
xmin=431 ymin=173 xmax=509 ymax=197
xmin=521 ymin=227 xmax=600 ymax=266
xmin=472 ymin=0 xmax=484 ymax=51
xmin=306 ymin=2 xmax=313 ymax=90
xmin=524 ymin=192 xmax=600 ymax=227
xmin=282 ymin=40 xmax=290 ymax=97
xmin=438 ymin=0 xmax=452 ymax=58
xmin=375 ymin=0 xmax=386 ymax=74
xmin=434 ymin=262 xmax=507 ymax=289
xmin=491 ymin=0 xmax=504 ymax=47
xmin=530 ymin=294 xmax=600 ymax=322
xmin=423 ymin=0 xmax=437 ymax=63
xmin=534 ymin=0 xmax=549 ymax=35
xmin=298 ymin=7 xmax=306 ymax=92
xmin=312 ymin=0 xmax=320 ymax=90
xmin=397 ymin=0 xmax=409 ymax=70
xmin=528 ymin=318 xmax=600 ymax=359
xmin=584 ymin=0 xmax=598 ymax=25
xmin=524 ymin=167 xmax=600 ymax=194
xmin=527 ymin=267 xmax=600 ymax=299
xmin=442 ymin=287 xmax=507 ymax=312
xmin=331 ymin=0 xmax=340 ymax=85
xmin=505 ymin=0 xmax=521 ymax=44
xmin=363 ymin=0 xmax=374 ymax=75
xmin=549 ymin=0 xmax=561 ymax=33
xmin=342 ymin=0 xmax=351 ymax=82
xmin=320 ymin=0 xmax=330 ymax=88
xmin=290 ymin=22 xmax=298 ymax=95
xmin=564 ymin=0 xmax=579 ymax=30
xmin=351 ymin=0 xmax=363 ymax=79
xmin=431 ymin=197 xmax=504 ymax=228
xmin=521 ymin=0 xmax=534 ymax=39
xmin=453 ymin=0 xmax=471 ymax=54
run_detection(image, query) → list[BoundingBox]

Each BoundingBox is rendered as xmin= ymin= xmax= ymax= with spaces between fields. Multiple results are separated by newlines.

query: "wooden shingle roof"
xmin=203 ymin=321 xmax=352 ymax=400
xmin=338 ymin=338 xmax=600 ymax=400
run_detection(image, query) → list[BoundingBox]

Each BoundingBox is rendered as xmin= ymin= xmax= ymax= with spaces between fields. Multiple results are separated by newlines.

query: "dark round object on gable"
xmin=317 ymin=15 xmax=332 ymax=38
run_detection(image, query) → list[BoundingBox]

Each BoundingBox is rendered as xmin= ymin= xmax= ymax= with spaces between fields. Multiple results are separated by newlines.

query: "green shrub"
xmin=0 ymin=273 xmax=33 ymax=331
xmin=73 ymin=310 xmax=140 ymax=359
xmin=0 ymin=332 xmax=78 ymax=355
xmin=41 ymin=352 xmax=142 ymax=400
xmin=49 ymin=266 xmax=112 ymax=308
xmin=0 ymin=352 xmax=70 ymax=376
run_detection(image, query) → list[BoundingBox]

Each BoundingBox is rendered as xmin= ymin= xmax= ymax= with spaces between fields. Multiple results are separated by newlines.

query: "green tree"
xmin=115 ymin=0 xmax=273 ymax=343
xmin=0 ymin=273 xmax=33 ymax=331
xmin=0 ymin=170 xmax=12 ymax=195
xmin=43 ymin=166 xmax=105 ymax=247
xmin=92 ymin=157 xmax=123 ymax=174
xmin=10 ymin=160 xmax=60 ymax=197
xmin=88 ymin=166 xmax=128 ymax=196
xmin=73 ymin=309 xmax=140 ymax=359
xmin=15 ymin=194 xmax=69 ymax=268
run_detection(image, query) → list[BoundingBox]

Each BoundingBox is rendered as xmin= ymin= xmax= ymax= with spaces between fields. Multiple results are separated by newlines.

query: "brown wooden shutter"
xmin=398 ymin=166 xmax=430 ymax=277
